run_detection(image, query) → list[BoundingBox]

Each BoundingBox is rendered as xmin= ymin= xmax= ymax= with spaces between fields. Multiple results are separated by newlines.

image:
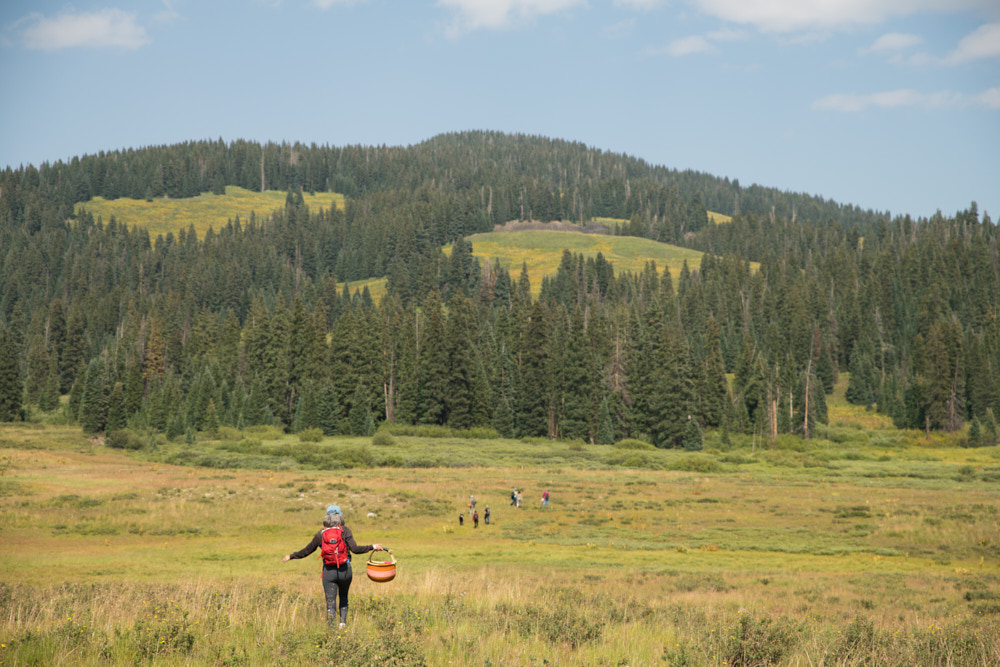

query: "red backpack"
xmin=321 ymin=527 xmax=348 ymax=566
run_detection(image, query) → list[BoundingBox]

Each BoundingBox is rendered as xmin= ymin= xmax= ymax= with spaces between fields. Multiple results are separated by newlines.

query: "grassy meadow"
xmin=75 ymin=186 xmax=344 ymax=240
xmin=339 ymin=230 xmax=716 ymax=303
xmin=2 ymin=379 xmax=999 ymax=665
xmin=707 ymin=211 xmax=733 ymax=224
xmin=73 ymin=186 xmax=728 ymax=304
xmin=462 ymin=230 xmax=714 ymax=299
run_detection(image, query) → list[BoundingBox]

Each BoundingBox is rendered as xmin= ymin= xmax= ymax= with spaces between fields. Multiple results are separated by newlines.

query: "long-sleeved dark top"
xmin=288 ymin=526 xmax=374 ymax=561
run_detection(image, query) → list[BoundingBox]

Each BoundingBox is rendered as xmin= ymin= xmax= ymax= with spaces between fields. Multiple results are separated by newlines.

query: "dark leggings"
xmin=322 ymin=562 xmax=353 ymax=614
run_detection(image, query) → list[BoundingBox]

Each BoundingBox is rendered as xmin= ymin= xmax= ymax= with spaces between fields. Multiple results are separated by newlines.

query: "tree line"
xmin=0 ymin=134 xmax=997 ymax=447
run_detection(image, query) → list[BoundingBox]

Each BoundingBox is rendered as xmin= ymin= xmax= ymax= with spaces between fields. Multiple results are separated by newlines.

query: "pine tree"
xmin=349 ymin=383 xmax=374 ymax=436
xmin=80 ymin=358 xmax=108 ymax=434
xmin=40 ymin=357 xmax=61 ymax=411
xmin=516 ymin=301 xmax=550 ymax=438
xmin=0 ymin=327 xmax=24 ymax=421
xmin=967 ymin=418 xmax=983 ymax=448
xmin=105 ymin=382 xmax=126 ymax=432
xmin=417 ymin=292 xmax=448 ymax=425
xmin=596 ymin=396 xmax=615 ymax=445
xmin=682 ymin=417 xmax=703 ymax=451
xmin=204 ymin=398 xmax=220 ymax=435
xmin=23 ymin=333 xmax=49 ymax=406
xmin=846 ymin=334 xmax=879 ymax=407
xmin=492 ymin=393 xmax=515 ymax=438
xmin=444 ymin=294 xmax=477 ymax=429
xmin=700 ymin=316 xmax=729 ymax=427
xmin=316 ymin=381 xmax=341 ymax=436
xmin=560 ymin=306 xmax=598 ymax=441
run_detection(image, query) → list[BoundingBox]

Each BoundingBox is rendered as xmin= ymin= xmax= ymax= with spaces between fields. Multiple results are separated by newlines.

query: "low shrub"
xmin=215 ymin=426 xmax=242 ymax=441
xmin=605 ymin=451 xmax=656 ymax=469
xmin=454 ymin=426 xmax=500 ymax=440
xmin=667 ymin=456 xmax=722 ymax=473
xmin=105 ymin=429 xmax=141 ymax=450
xmin=613 ymin=438 xmax=655 ymax=450
xmin=371 ymin=428 xmax=396 ymax=447
xmin=297 ymin=428 xmax=323 ymax=443
xmin=380 ymin=423 xmax=452 ymax=438
xmin=723 ymin=611 xmax=799 ymax=667
xmin=244 ymin=425 xmax=284 ymax=440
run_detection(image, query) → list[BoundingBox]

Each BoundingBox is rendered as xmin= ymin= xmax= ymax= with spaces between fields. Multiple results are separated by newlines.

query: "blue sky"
xmin=1 ymin=0 xmax=997 ymax=220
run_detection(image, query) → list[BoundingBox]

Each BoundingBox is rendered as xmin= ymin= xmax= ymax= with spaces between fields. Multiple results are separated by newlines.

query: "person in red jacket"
xmin=282 ymin=505 xmax=384 ymax=628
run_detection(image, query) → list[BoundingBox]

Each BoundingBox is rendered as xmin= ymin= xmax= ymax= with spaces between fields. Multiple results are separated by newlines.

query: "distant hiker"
xmin=459 ymin=513 xmax=464 ymax=526
xmin=282 ymin=505 xmax=384 ymax=629
xmin=473 ymin=509 xmax=479 ymax=528
xmin=542 ymin=489 xmax=549 ymax=507
xmin=510 ymin=488 xmax=517 ymax=506
xmin=484 ymin=506 xmax=491 ymax=525
xmin=469 ymin=495 xmax=476 ymax=509
xmin=516 ymin=490 xmax=523 ymax=508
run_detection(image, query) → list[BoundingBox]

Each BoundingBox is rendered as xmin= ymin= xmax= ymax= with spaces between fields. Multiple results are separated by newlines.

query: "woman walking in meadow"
xmin=281 ymin=505 xmax=384 ymax=629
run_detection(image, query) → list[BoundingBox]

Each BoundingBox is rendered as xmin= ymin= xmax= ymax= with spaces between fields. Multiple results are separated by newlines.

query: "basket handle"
xmin=368 ymin=549 xmax=395 ymax=565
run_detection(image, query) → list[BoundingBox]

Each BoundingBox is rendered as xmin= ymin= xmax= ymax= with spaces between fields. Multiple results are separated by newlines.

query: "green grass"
xmin=2 ymin=383 xmax=999 ymax=665
xmin=462 ymin=230 xmax=727 ymax=298
xmin=75 ymin=186 xmax=344 ymax=240
xmin=348 ymin=229 xmax=725 ymax=302
xmin=70 ymin=192 xmax=736 ymax=304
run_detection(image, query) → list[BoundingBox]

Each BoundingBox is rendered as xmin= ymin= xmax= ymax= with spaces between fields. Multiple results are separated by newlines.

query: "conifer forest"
xmin=1 ymin=131 xmax=998 ymax=447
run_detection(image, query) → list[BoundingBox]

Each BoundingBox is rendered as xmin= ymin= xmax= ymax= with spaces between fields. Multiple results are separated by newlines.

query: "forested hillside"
xmin=0 ymin=132 xmax=997 ymax=446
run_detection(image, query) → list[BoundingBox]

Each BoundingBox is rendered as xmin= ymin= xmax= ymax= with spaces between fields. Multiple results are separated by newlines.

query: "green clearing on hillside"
xmin=351 ymin=230 xmax=719 ymax=302
xmin=75 ymin=186 xmax=344 ymax=240
xmin=463 ymin=230 xmax=714 ymax=298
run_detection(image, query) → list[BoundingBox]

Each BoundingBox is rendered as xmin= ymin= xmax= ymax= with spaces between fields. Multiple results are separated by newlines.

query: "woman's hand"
xmin=281 ymin=554 xmax=290 ymax=562
xmin=372 ymin=543 xmax=383 ymax=551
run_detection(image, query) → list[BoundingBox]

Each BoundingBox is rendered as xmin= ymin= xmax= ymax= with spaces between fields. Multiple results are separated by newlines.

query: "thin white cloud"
xmin=944 ymin=23 xmax=1000 ymax=64
xmin=437 ymin=0 xmax=584 ymax=36
xmin=977 ymin=87 xmax=1000 ymax=109
xmin=864 ymin=32 xmax=923 ymax=53
xmin=813 ymin=87 xmax=999 ymax=111
xmin=313 ymin=0 xmax=368 ymax=8
xmin=706 ymin=27 xmax=748 ymax=42
xmin=17 ymin=8 xmax=149 ymax=51
xmin=664 ymin=35 xmax=716 ymax=56
xmin=602 ymin=19 xmax=636 ymax=39
xmin=693 ymin=0 xmax=995 ymax=33
xmin=613 ymin=0 xmax=666 ymax=10
xmin=645 ymin=27 xmax=745 ymax=57
xmin=154 ymin=0 xmax=181 ymax=23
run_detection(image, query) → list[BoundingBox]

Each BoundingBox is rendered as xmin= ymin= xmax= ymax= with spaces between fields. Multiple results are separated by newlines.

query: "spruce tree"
xmin=700 ymin=316 xmax=729 ymax=427
xmin=105 ymin=382 xmax=127 ymax=432
xmin=349 ymin=383 xmax=374 ymax=436
xmin=846 ymin=334 xmax=878 ymax=407
xmin=80 ymin=358 xmax=108 ymax=434
xmin=40 ymin=357 xmax=61 ymax=411
xmin=967 ymin=418 xmax=983 ymax=448
xmin=492 ymin=393 xmax=515 ymax=438
xmin=444 ymin=294 xmax=477 ymax=429
xmin=682 ymin=417 xmax=703 ymax=451
xmin=596 ymin=396 xmax=615 ymax=445
xmin=516 ymin=301 xmax=550 ymax=438
xmin=204 ymin=398 xmax=220 ymax=435
xmin=0 ymin=327 xmax=24 ymax=421
xmin=417 ymin=292 xmax=448 ymax=425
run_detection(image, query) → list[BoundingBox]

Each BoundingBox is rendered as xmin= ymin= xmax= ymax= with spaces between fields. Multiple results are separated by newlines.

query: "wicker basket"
xmin=366 ymin=550 xmax=396 ymax=583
